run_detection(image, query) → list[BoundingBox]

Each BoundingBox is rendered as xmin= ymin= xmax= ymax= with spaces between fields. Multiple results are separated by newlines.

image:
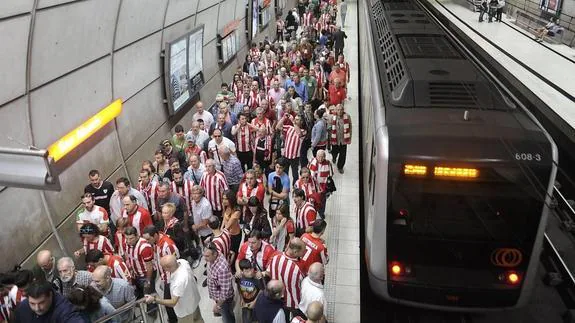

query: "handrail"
xmin=94 ymin=295 xmax=168 ymax=323
xmin=544 ymin=234 xmax=575 ymax=296
xmin=554 ymin=185 xmax=575 ymax=217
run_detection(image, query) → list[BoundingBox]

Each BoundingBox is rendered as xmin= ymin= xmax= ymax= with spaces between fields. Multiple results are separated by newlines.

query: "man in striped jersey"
xmin=299 ymin=220 xmax=329 ymax=275
xmin=85 ymin=249 xmax=131 ymax=283
xmin=124 ymin=227 xmax=154 ymax=299
xmin=265 ymin=238 xmax=306 ymax=317
xmin=200 ymin=159 xmax=229 ymax=218
xmin=308 ymin=150 xmax=332 ymax=218
xmin=121 ymin=195 xmax=154 ymax=236
xmin=73 ymin=223 xmax=115 ymax=261
xmin=207 ymin=216 xmax=232 ymax=263
xmin=142 ymin=226 xmax=180 ymax=323
xmin=276 ymin=113 xmax=306 ymax=185
xmin=293 ymin=189 xmax=318 ymax=237
xmin=231 ymin=113 xmax=256 ymax=171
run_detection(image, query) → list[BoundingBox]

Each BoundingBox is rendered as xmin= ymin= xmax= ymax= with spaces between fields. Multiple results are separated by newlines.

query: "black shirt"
xmin=84 ymin=181 xmax=114 ymax=214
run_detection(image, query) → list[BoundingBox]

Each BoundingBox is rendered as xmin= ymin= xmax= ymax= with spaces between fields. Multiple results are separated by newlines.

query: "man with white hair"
xmin=207 ymin=128 xmax=236 ymax=170
xmin=292 ymin=301 xmax=325 ymax=323
xmin=186 ymin=121 xmax=210 ymax=148
xmin=277 ymin=67 xmax=289 ymax=88
xmin=297 ymin=263 xmax=326 ymax=318
xmin=56 ymin=257 xmax=92 ymax=298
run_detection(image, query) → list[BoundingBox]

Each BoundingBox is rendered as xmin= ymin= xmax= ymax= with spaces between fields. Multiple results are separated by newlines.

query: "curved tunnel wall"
xmin=0 ymin=0 xmax=294 ymax=271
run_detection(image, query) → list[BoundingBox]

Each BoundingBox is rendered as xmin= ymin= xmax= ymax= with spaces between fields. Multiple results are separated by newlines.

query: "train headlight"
xmin=498 ymin=271 xmax=521 ymax=285
xmin=391 ymin=264 xmax=402 ymax=275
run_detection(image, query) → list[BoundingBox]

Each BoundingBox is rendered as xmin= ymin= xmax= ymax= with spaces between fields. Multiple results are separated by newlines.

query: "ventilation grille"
xmin=429 ymin=82 xmax=478 ymax=108
xmin=398 ymin=36 xmax=461 ymax=59
xmin=372 ymin=1 xmax=406 ymax=91
xmin=385 ymin=2 xmax=417 ymax=10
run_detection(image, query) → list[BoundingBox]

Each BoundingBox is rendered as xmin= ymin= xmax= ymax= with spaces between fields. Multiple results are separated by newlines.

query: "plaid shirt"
xmin=207 ymin=254 xmax=234 ymax=302
xmin=222 ymin=155 xmax=244 ymax=186
xmin=62 ymin=270 xmax=92 ymax=298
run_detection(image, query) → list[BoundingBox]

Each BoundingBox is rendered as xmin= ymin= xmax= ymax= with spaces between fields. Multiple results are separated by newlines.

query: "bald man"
xmin=32 ymin=250 xmax=59 ymax=284
xmin=306 ymin=301 xmax=325 ymax=323
xmin=91 ymin=265 xmax=135 ymax=320
xmin=298 ymin=262 xmax=326 ymax=317
xmin=144 ymin=255 xmax=203 ymax=322
xmin=253 ymin=280 xmax=287 ymax=323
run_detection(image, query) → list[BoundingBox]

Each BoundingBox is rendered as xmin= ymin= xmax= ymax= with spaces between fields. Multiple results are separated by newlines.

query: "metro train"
xmin=358 ymin=0 xmax=558 ymax=311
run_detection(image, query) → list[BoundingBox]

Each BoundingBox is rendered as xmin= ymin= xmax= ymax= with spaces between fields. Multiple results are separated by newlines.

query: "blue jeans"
xmin=220 ymin=297 xmax=236 ymax=323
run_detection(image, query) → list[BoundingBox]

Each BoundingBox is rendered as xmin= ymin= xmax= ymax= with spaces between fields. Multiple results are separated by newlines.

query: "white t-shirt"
xmin=193 ymin=111 xmax=214 ymax=132
xmin=298 ymin=276 xmax=326 ymax=314
xmin=170 ymin=259 xmax=201 ymax=318
xmin=192 ymin=197 xmax=213 ymax=237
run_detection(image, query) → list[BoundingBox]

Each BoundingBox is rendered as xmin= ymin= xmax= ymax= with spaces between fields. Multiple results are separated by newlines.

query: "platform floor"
xmin=172 ymin=2 xmax=362 ymax=322
xmin=430 ymin=0 xmax=575 ymax=131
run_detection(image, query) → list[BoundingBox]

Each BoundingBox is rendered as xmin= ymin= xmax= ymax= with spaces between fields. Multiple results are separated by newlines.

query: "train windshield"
xmin=389 ymin=178 xmax=545 ymax=244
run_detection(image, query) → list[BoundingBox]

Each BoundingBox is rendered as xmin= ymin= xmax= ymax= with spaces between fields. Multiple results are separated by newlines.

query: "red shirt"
xmin=237 ymin=241 xmax=276 ymax=272
xmin=282 ymin=125 xmax=303 ymax=159
xmin=126 ymin=238 xmax=154 ymax=278
xmin=328 ymin=84 xmax=347 ymax=106
xmin=295 ymin=202 xmax=317 ymax=233
xmin=233 ymin=124 xmax=254 ymax=152
xmin=267 ymin=252 xmax=304 ymax=308
xmin=107 ymin=254 xmax=132 ymax=282
xmin=83 ymin=235 xmax=115 ymax=255
xmin=300 ymin=233 xmax=330 ymax=274
xmin=155 ymin=234 xmax=180 ymax=282
xmin=237 ymin=181 xmax=266 ymax=205
xmin=200 ymin=170 xmax=229 ymax=211
xmin=212 ymin=229 xmax=232 ymax=259
xmin=121 ymin=206 xmax=153 ymax=236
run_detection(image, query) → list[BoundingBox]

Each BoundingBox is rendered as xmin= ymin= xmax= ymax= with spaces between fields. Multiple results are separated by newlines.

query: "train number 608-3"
xmin=515 ymin=153 xmax=542 ymax=161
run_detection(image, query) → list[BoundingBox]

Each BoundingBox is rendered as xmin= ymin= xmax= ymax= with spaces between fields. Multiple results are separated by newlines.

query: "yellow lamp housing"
xmin=47 ymin=99 xmax=123 ymax=162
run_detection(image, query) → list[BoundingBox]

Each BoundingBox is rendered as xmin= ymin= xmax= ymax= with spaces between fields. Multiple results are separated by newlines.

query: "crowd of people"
xmin=0 ymin=0 xmax=353 ymax=322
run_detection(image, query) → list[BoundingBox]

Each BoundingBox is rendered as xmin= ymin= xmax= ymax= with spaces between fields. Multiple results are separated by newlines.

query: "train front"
xmin=376 ymin=113 xmax=556 ymax=310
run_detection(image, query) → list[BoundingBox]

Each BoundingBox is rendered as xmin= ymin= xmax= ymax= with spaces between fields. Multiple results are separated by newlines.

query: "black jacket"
xmin=14 ymin=292 xmax=87 ymax=323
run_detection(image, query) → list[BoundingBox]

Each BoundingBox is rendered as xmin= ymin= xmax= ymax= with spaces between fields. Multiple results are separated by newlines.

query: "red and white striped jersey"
xmin=76 ymin=206 xmax=109 ymax=227
xmin=294 ymin=179 xmax=318 ymax=202
xmin=237 ymin=241 xmax=276 ymax=272
xmin=212 ymin=228 xmax=232 ymax=259
xmin=0 ymin=285 xmax=24 ymax=322
xmin=200 ymin=170 xmax=229 ymax=211
xmin=107 ymin=254 xmax=132 ymax=282
xmin=268 ymin=88 xmax=286 ymax=107
xmin=154 ymin=234 xmax=180 ymax=283
xmin=121 ymin=206 xmax=154 ymax=236
xmin=125 ymin=238 xmax=154 ymax=278
xmin=114 ymin=232 xmax=127 ymax=258
xmin=83 ymin=235 xmax=115 ymax=255
xmin=137 ymin=180 xmax=159 ymax=214
xmin=249 ymin=48 xmax=261 ymax=60
xmin=283 ymin=125 xmax=303 ymax=159
xmin=249 ymin=91 xmax=259 ymax=110
xmin=251 ymin=117 xmax=273 ymax=135
xmin=295 ymin=202 xmax=317 ymax=233
xmin=308 ymin=158 xmax=332 ymax=192
xmin=170 ymin=179 xmax=193 ymax=212
xmin=238 ymin=94 xmax=251 ymax=107
xmin=299 ymin=233 xmax=329 ymax=274
xmin=263 ymin=76 xmax=275 ymax=91
xmin=237 ymin=182 xmax=266 ymax=205
xmin=267 ymin=252 xmax=304 ymax=309
xmin=233 ymin=124 xmax=254 ymax=152
xmin=302 ymin=12 xmax=314 ymax=27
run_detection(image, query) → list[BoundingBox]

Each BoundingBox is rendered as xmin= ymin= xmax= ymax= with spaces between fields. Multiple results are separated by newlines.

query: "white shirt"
xmin=186 ymin=129 xmax=210 ymax=147
xmin=191 ymin=197 xmax=213 ymax=237
xmin=193 ymin=111 xmax=214 ymax=131
xmin=170 ymin=259 xmax=201 ymax=318
xmin=298 ymin=276 xmax=326 ymax=314
xmin=208 ymin=138 xmax=236 ymax=168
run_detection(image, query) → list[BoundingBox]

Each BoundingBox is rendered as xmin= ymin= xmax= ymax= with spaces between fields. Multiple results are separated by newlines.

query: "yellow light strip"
xmin=434 ymin=166 xmax=479 ymax=178
xmin=47 ymin=99 xmax=123 ymax=162
xmin=404 ymin=164 xmax=427 ymax=175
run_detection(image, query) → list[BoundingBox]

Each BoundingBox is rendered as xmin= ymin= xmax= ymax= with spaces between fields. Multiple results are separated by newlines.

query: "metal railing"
xmin=94 ymin=295 xmax=168 ymax=323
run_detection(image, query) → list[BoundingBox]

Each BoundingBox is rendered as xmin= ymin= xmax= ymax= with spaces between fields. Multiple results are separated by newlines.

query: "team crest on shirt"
xmin=103 ymin=189 xmax=108 ymax=193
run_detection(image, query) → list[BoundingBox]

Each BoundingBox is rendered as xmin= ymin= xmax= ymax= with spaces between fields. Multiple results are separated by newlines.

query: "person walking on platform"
xmin=478 ymin=0 xmax=488 ymax=22
xmin=340 ymin=0 xmax=348 ymax=27
xmin=496 ymin=0 xmax=505 ymax=22
xmin=488 ymin=0 xmax=498 ymax=23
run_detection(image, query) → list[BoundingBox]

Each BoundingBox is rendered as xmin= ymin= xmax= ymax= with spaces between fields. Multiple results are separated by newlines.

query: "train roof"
xmin=369 ymin=0 xmax=542 ymax=127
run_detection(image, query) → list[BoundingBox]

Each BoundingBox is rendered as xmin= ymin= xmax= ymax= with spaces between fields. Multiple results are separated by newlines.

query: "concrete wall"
xmin=0 ymin=0 xmax=295 ymax=271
